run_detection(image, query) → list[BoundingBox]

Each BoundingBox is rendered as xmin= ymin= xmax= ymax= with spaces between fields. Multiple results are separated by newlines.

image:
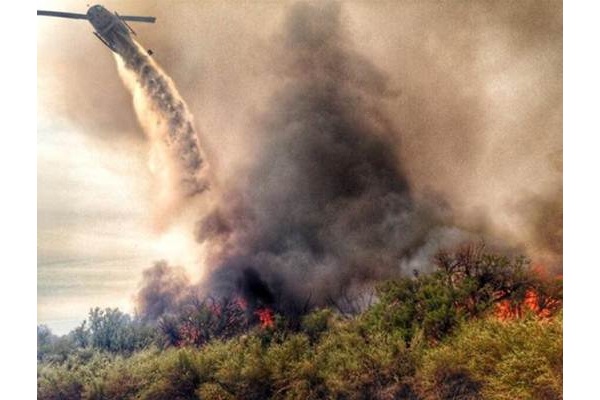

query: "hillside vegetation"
xmin=38 ymin=245 xmax=562 ymax=400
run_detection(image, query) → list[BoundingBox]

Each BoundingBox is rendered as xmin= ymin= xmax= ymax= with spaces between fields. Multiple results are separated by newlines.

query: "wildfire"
xmin=255 ymin=308 xmax=275 ymax=329
xmin=495 ymin=264 xmax=562 ymax=321
xmin=496 ymin=289 xmax=548 ymax=320
xmin=235 ymin=297 xmax=248 ymax=310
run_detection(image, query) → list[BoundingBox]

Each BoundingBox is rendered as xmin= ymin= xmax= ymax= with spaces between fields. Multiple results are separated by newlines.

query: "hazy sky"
xmin=37 ymin=0 xmax=208 ymax=333
xmin=37 ymin=0 xmax=562 ymax=334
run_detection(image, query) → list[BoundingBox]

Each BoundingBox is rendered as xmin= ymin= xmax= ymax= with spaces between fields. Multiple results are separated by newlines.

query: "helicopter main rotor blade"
xmin=37 ymin=10 xmax=89 ymax=20
xmin=119 ymin=15 xmax=156 ymax=23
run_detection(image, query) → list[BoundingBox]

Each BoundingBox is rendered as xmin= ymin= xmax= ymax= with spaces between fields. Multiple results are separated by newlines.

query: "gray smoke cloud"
xmin=135 ymin=261 xmax=192 ymax=322
xmin=366 ymin=0 xmax=563 ymax=273
xmin=73 ymin=0 xmax=561 ymax=318
xmin=192 ymin=2 xmax=470 ymax=313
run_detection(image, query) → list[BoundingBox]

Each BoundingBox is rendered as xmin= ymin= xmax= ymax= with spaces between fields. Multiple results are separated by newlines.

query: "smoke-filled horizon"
xmin=37 ymin=0 xmax=562 ymax=329
xmin=134 ymin=1 xmax=562 ymax=320
xmin=191 ymin=2 xmax=465 ymax=315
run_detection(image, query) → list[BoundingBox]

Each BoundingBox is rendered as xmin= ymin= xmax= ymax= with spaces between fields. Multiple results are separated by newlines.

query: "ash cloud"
xmin=362 ymin=0 xmax=563 ymax=270
xmin=195 ymin=2 xmax=458 ymax=312
xmin=135 ymin=261 xmax=193 ymax=322
xmin=45 ymin=0 xmax=562 ymax=317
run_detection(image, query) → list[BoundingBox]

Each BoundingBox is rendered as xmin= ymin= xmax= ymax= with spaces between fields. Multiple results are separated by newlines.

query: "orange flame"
xmin=495 ymin=288 xmax=561 ymax=320
xmin=495 ymin=262 xmax=562 ymax=321
xmin=255 ymin=308 xmax=274 ymax=329
xmin=496 ymin=289 xmax=543 ymax=320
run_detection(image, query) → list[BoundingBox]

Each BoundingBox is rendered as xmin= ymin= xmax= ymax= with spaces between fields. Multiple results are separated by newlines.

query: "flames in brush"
xmin=157 ymin=295 xmax=277 ymax=348
xmin=125 ymin=1 xmax=562 ymax=332
xmin=255 ymin=308 xmax=275 ymax=329
xmin=158 ymin=297 xmax=249 ymax=347
xmin=495 ymin=265 xmax=562 ymax=321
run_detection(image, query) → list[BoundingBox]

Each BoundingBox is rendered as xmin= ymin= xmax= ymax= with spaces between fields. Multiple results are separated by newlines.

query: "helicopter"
xmin=37 ymin=4 xmax=156 ymax=57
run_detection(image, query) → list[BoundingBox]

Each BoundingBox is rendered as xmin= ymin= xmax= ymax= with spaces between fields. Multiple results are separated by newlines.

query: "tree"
xmin=435 ymin=243 xmax=534 ymax=316
xmin=37 ymin=325 xmax=56 ymax=361
xmin=70 ymin=321 xmax=90 ymax=348
xmin=87 ymin=307 xmax=153 ymax=353
xmin=364 ymin=244 xmax=548 ymax=342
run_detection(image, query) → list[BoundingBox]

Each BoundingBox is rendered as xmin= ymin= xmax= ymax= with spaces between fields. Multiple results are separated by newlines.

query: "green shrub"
xmin=37 ymin=245 xmax=562 ymax=400
xmin=38 ymin=364 xmax=84 ymax=400
xmin=301 ymin=308 xmax=333 ymax=343
xmin=209 ymin=336 xmax=272 ymax=399
xmin=196 ymin=383 xmax=235 ymax=400
xmin=363 ymin=273 xmax=461 ymax=342
xmin=135 ymin=349 xmax=202 ymax=400
xmin=266 ymin=333 xmax=322 ymax=399
xmin=315 ymin=322 xmax=415 ymax=399
xmin=417 ymin=313 xmax=562 ymax=400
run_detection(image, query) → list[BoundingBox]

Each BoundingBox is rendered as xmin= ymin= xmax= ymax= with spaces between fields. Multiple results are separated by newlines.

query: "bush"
xmin=364 ymin=244 xmax=546 ymax=343
xmin=38 ymin=363 xmax=84 ymax=400
xmin=158 ymin=297 xmax=249 ymax=348
xmin=135 ymin=349 xmax=202 ymax=400
xmin=212 ymin=336 xmax=273 ymax=399
xmin=315 ymin=321 xmax=415 ymax=399
xmin=363 ymin=273 xmax=462 ymax=343
xmin=301 ymin=308 xmax=333 ymax=343
xmin=37 ymin=245 xmax=562 ymax=399
xmin=266 ymin=333 xmax=321 ymax=399
xmin=417 ymin=313 xmax=562 ymax=400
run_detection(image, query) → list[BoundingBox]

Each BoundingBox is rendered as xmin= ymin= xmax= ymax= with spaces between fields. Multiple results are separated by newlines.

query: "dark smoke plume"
xmin=129 ymin=0 xmax=561 ymax=321
xmin=135 ymin=261 xmax=192 ymax=322
xmin=194 ymin=2 xmax=458 ymax=314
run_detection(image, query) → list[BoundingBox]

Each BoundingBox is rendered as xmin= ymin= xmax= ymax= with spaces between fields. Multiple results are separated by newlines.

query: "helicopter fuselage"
xmin=87 ymin=4 xmax=136 ymax=56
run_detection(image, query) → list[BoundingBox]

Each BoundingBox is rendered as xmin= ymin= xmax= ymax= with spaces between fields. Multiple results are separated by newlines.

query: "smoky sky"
xmin=193 ymin=2 xmax=464 ymax=312
xmin=36 ymin=0 xmax=562 ymax=319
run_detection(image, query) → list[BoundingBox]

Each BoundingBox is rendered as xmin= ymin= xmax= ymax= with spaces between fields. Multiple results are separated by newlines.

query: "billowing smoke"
xmin=110 ymin=1 xmax=562 ymax=320
xmin=115 ymin=40 xmax=210 ymax=222
xmin=135 ymin=261 xmax=193 ymax=322
xmin=190 ymin=2 xmax=468 ymax=314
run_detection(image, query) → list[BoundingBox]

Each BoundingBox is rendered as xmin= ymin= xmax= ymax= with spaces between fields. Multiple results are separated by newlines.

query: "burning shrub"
xmin=37 ymin=243 xmax=562 ymax=399
xmin=256 ymin=308 xmax=275 ymax=329
xmin=158 ymin=297 xmax=249 ymax=348
xmin=434 ymin=244 xmax=535 ymax=316
xmin=495 ymin=270 xmax=563 ymax=320
xmin=364 ymin=244 xmax=560 ymax=342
